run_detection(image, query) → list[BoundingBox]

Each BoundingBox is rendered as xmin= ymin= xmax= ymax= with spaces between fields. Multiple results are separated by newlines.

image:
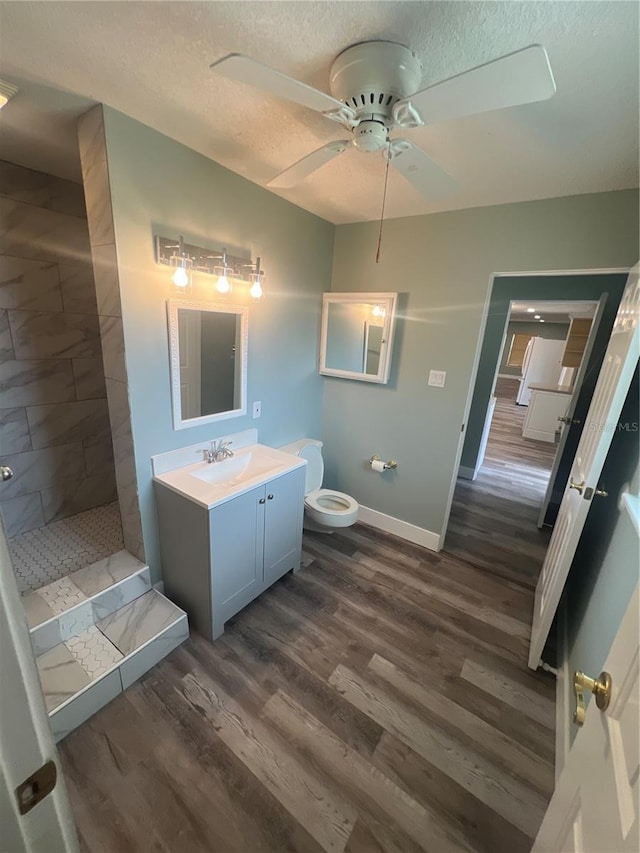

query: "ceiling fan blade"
xmin=388 ymin=140 xmax=457 ymax=199
xmin=396 ymin=44 xmax=556 ymax=126
xmin=267 ymin=141 xmax=350 ymax=188
xmin=210 ymin=53 xmax=349 ymax=115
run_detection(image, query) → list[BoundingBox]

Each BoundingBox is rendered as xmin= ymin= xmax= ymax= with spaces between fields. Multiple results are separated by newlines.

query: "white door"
xmin=533 ymin=584 xmax=639 ymax=852
xmin=529 ymin=265 xmax=639 ymax=669
xmin=0 ymin=513 xmax=78 ymax=852
xmin=538 ymin=295 xmax=608 ymax=527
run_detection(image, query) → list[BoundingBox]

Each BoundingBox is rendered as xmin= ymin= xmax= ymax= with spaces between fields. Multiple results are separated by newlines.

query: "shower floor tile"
xmin=10 ymin=502 xmax=124 ymax=593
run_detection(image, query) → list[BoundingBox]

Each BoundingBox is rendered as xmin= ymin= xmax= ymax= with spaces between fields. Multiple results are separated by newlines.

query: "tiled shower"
xmin=0 ymin=160 xmax=123 ymax=590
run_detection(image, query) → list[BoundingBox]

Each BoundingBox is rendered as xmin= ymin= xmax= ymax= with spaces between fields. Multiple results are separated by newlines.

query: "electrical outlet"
xmin=252 ymin=401 xmax=261 ymax=419
xmin=428 ymin=370 xmax=447 ymax=388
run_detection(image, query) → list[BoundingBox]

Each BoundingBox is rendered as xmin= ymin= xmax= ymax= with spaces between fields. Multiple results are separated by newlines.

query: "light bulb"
xmin=526 ymin=307 xmax=535 ymax=313
xmin=534 ymin=314 xmax=541 ymax=319
xmin=249 ymin=280 xmax=263 ymax=300
xmin=216 ymin=274 xmax=231 ymax=294
xmin=172 ymin=266 xmax=189 ymax=288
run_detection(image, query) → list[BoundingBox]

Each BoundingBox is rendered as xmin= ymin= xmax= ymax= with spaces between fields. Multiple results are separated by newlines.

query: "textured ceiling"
xmin=0 ymin=1 xmax=638 ymax=224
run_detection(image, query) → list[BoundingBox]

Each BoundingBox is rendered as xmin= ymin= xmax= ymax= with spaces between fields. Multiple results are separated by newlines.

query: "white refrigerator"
xmin=516 ymin=337 xmax=566 ymax=406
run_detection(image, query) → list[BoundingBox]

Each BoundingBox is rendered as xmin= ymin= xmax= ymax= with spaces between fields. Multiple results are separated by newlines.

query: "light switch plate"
xmin=252 ymin=401 xmax=261 ymax=418
xmin=428 ymin=370 xmax=447 ymax=388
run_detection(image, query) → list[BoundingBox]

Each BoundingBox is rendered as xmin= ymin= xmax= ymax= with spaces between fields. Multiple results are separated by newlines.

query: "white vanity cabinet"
xmin=154 ymin=465 xmax=305 ymax=641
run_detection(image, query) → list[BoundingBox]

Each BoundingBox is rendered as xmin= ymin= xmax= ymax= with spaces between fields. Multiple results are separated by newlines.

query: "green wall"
xmin=326 ymin=191 xmax=638 ymax=542
xmin=498 ymin=320 xmax=569 ymax=377
xmin=566 ymin=369 xmax=639 ymax=738
xmin=101 ymin=107 xmax=334 ymax=580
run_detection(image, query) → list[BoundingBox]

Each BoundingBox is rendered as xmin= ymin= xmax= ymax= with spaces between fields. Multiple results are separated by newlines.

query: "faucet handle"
xmin=196 ymin=448 xmax=212 ymax=461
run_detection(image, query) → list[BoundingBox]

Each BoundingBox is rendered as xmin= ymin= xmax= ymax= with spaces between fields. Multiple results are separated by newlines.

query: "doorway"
xmin=442 ymin=271 xmax=629 ymax=590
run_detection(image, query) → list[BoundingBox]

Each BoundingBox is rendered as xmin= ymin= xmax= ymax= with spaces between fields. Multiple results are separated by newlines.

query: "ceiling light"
xmin=0 ymin=79 xmax=19 ymax=109
xmin=372 ymin=304 xmax=386 ymax=318
xmin=534 ymin=314 xmax=541 ymax=319
xmin=526 ymin=307 xmax=535 ymax=313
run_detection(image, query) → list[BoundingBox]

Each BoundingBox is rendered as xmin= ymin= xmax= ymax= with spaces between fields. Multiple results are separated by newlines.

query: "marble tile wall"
xmin=77 ymin=106 xmax=145 ymax=562
xmin=0 ymin=161 xmax=117 ymax=537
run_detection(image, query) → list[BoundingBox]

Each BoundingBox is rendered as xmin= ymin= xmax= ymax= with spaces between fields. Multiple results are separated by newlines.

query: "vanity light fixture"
xmin=534 ymin=314 xmax=541 ymax=319
xmin=168 ymin=236 xmax=193 ymax=291
xmin=0 ymin=79 xmax=19 ymax=109
xmin=154 ymin=235 xmax=266 ymax=299
xmin=248 ymin=257 xmax=265 ymax=300
xmin=526 ymin=307 xmax=535 ymax=313
xmin=214 ymin=249 xmax=233 ymax=294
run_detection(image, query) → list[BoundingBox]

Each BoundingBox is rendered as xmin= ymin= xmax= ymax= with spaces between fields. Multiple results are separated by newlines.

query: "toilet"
xmin=280 ymin=439 xmax=359 ymax=531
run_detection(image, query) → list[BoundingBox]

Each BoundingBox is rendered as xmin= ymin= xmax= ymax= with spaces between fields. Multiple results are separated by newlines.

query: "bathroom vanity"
xmin=153 ymin=441 xmax=305 ymax=640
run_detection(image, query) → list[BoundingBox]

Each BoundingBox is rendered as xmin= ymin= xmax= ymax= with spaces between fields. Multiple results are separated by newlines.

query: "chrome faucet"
xmin=214 ymin=440 xmax=234 ymax=461
xmin=196 ymin=440 xmax=234 ymax=464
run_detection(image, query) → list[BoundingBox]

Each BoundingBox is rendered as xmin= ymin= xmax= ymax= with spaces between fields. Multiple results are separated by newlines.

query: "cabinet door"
xmin=209 ymin=485 xmax=264 ymax=624
xmin=263 ymin=468 xmax=304 ymax=587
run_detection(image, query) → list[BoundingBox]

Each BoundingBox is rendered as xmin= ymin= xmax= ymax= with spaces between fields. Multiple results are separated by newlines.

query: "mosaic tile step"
xmin=37 ymin=592 xmax=189 ymax=742
xmin=22 ymin=550 xmax=149 ymax=630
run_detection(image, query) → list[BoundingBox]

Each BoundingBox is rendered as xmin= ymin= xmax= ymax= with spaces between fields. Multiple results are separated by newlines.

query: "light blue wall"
xmin=566 ymin=369 xmax=639 ymax=740
xmin=101 ymin=107 xmax=334 ymax=580
xmin=498 ymin=320 xmax=569 ymax=377
xmin=326 ymin=192 xmax=638 ymax=540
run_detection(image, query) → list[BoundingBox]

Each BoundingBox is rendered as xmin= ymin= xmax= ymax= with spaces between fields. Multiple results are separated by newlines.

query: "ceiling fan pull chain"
xmin=376 ymin=141 xmax=392 ymax=264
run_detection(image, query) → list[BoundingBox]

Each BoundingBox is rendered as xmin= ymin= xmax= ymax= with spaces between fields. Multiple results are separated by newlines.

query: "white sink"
xmin=153 ymin=438 xmax=306 ymax=510
xmin=191 ymin=452 xmax=257 ymax=484
xmin=186 ymin=445 xmax=295 ymax=492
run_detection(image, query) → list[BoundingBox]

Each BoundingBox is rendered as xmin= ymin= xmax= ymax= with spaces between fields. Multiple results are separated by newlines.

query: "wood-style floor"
xmin=60 ymin=521 xmax=556 ymax=850
xmin=445 ymin=378 xmax=557 ymax=590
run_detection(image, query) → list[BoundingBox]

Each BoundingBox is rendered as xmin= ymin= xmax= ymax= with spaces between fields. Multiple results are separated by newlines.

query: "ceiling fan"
xmin=210 ymin=40 xmax=556 ymax=199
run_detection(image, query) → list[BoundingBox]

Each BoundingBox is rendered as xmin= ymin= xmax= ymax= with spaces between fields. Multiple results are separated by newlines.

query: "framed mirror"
xmin=167 ymin=299 xmax=248 ymax=430
xmin=319 ymin=292 xmax=398 ymax=383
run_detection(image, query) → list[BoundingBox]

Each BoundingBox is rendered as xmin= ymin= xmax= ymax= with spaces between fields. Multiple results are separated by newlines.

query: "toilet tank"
xmin=279 ymin=439 xmax=323 ymax=495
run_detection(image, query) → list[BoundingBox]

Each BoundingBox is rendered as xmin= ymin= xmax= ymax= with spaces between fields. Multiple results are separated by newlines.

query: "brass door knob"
xmin=569 ymin=479 xmax=585 ymax=494
xmin=573 ymin=670 xmax=612 ymax=727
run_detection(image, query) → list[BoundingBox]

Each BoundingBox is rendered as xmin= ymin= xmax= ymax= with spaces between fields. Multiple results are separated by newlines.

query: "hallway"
xmin=444 ymin=378 xmax=557 ymax=591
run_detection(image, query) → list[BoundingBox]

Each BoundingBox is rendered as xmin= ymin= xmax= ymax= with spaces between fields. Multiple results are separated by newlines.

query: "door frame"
xmin=0 ymin=519 xmax=79 ymax=851
xmin=441 ymin=266 xmax=631 ymax=547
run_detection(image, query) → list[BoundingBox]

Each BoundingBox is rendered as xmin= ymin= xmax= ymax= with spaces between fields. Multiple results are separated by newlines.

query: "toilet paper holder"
xmin=370 ymin=455 xmax=398 ymax=471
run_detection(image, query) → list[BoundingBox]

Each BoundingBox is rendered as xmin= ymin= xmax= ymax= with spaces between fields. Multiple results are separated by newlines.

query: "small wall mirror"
xmin=167 ymin=299 xmax=248 ymax=430
xmin=319 ymin=292 xmax=398 ymax=383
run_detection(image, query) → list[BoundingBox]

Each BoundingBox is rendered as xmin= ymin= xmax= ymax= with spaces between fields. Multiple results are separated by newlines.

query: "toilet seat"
xmin=305 ymin=488 xmax=359 ymax=528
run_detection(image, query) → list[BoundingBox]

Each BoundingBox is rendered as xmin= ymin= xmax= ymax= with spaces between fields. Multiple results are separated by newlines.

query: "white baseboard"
xmin=555 ymin=596 xmax=570 ymax=782
xmin=458 ymin=465 xmax=477 ymax=481
xmin=358 ymin=505 xmax=441 ymax=552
